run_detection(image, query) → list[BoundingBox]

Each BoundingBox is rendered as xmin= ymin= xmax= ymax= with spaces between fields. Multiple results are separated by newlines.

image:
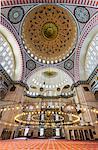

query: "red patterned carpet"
xmin=0 ymin=139 xmax=98 ymax=150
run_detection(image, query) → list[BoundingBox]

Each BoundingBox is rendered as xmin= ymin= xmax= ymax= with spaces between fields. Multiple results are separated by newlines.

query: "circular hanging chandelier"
xmin=0 ymin=103 xmax=98 ymax=127
xmin=14 ymin=110 xmax=80 ymax=125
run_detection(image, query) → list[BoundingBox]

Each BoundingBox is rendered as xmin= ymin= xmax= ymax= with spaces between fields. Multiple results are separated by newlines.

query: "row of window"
xmin=85 ymin=34 xmax=98 ymax=78
xmin=0 ymin=33 xmax=15 ymax=78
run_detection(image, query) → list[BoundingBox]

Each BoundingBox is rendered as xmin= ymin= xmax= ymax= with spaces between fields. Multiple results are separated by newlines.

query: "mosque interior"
xmin=0 ymin=0 xmax=98 ymax=146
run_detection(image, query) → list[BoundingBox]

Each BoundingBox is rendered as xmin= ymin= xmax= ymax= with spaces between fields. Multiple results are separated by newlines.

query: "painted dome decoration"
xmin=22 ymin=4 xmax=77 ymax=64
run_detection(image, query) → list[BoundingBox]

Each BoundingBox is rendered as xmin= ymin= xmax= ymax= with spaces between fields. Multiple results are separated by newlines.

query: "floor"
xmin=0 ymin=139 xmax=98 ymax=150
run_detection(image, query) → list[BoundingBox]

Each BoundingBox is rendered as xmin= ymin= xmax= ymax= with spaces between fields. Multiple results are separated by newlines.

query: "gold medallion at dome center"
xmin=42 ymin=23 xmax=58 ymax=40
xmin=43 ymin=70 xmax=58 ymax=78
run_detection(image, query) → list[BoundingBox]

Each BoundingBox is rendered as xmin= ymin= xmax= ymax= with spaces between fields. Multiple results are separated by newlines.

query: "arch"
xmin=85 ymin=33 xmax=98 ymax=78
xmin=79 ymin=26 xmax=98 ymax=80
xmin=74 ymin=13 xmax=98 ymax=81
xmin=0 ymin=24 xmax=23 ymax=80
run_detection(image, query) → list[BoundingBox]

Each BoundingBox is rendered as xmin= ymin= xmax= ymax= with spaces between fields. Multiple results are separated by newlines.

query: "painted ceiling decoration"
xmin=26 ymin=60 xmax=36 ymax=71
xmin=1 ymin=1 xmax=98 ymax=87
xmin=22 ymin=4 xmax=77 ymax=64
xmin=64 ymin=59 xmax=74 ymax=70
xmin=1 ymin=0 xmax=97 ymax=7
xmin=74 ymin=6 xmax=90 ymax=23
xmin=8 ymin=6 xmax=24 ymax=24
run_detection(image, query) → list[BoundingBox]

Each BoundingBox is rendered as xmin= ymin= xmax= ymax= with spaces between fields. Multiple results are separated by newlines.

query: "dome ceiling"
xmin=25 ymin=67 xmax=73 ymax=96
xmin=26 ymin=67 xmax=73 ymax=88
xmin=22 ymin=4 xmax=77 ymax=64
xmin=1 ymin=2 xmax=97 ymax=84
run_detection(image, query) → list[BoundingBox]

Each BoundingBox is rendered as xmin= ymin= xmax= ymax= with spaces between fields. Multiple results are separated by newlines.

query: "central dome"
xmin=22 ymin=4 xmax=77 ymax=64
